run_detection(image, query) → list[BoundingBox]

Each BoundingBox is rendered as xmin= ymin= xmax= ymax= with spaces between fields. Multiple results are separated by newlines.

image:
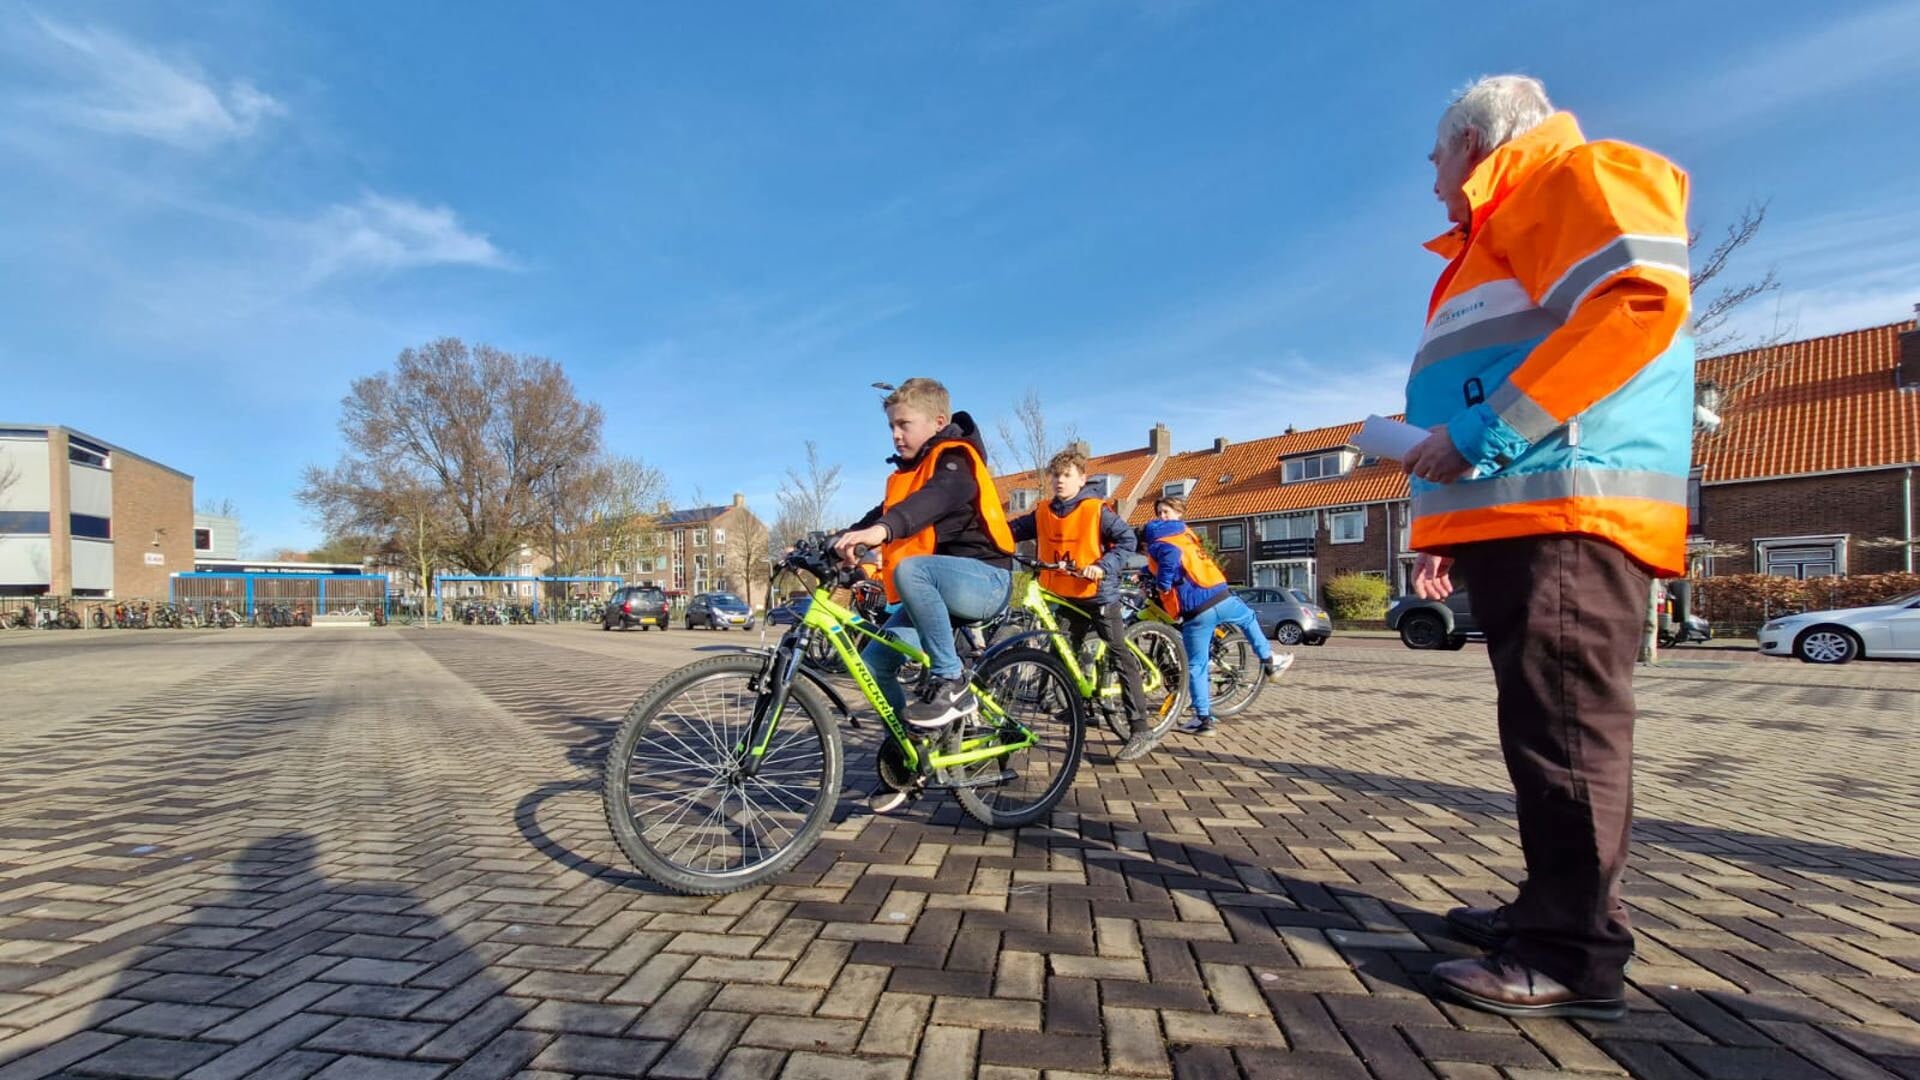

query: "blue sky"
xmin=4 ymin=1 xmax=1917 ymax=554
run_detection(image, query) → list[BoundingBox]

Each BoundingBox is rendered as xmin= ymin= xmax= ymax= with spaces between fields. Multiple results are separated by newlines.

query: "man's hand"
xmin=1413 ymin=553 xmax=1454 ymax=600
xmin=1404 ymin=426 xmax=1474 ymax=484
xmin=1080 ymin=565 xmax=1105 ymax=583
xmin=832 ymin=525 xmax=888 ymax=565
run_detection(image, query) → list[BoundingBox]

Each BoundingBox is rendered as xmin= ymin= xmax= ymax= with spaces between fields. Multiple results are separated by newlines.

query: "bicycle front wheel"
xmin=1124 ymin=621 xmax=1188 ymax=740
xmin=951 ymin=648 xmax=1084 ymax=829
xmin=603 ymin=654 xmax=843 ymax=895
xmin=1208 ymin=635 xmax=1263 ymax=718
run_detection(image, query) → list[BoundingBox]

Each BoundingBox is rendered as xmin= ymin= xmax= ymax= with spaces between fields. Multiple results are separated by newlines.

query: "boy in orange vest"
xmin=833 ymin=379 xmax=1017 ymax=747
xmin=1007 ymin=447 xmax=1160 ymax=761
xmin=1141 ymin=496 xmax=1291 ymax=736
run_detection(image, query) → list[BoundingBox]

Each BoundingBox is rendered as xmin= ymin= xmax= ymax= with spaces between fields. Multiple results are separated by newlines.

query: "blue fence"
xmin=170 ymin=572 xmax=391 ymax=617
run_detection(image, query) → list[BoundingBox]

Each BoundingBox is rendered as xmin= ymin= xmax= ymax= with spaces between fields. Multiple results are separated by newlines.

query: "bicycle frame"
xmin=743 ymin=584 xmax=1037 ymax=777
xmin=1007 ymin=578 xmax=1168 ymax=702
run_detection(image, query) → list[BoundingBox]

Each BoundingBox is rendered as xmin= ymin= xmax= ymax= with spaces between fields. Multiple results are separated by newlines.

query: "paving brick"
xmin=649 ymin=1011 xmax=753 ymax=1080
xmin=527 ymin=1034 xmax=666 ymax=1077
xmin=778 ymin=1051 xmax=912 ymax=1080
xmin=65 ymin=1036 xmax=227 ymax=1078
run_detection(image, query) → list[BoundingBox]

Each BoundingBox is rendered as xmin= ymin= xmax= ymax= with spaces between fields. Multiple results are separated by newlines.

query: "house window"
xmin=693 ymin=529 xmax=706 ymax=547
xmin=1218 ymin=524 xmax=1244 ymax=550
xmin=1283 ymin=451 xmax=1346 ymax=483
xmin=1257 ymin=513 xmax=1314 ymax=541
xmin=1162 ymin=479 xmax=1196 ymax=500
xmin=1686 ymin=468 xmax=1703 ymax=537
xmin=1010 ymin=489 xmax=1039 ymax=512
xmin=67 ymin=438 xmax=110 ymax=469
xmin=713 ymin=528 xmax=726 ymax=545
xmin=1329 ymin=508 xmax=1366 ymax=545
xmin=1085 ymin=473 xmax=1123 ymax=500
xmin=520 ymin=563 xmax=533 ymax=577
xmin=1755 ymin=535 xmax=1847 ymax=579
xmin=194 ymin=528 xmax=212 ymax=551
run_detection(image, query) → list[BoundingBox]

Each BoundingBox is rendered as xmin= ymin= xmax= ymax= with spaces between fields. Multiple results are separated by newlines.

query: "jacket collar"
xmin=1424 ymin=111 xmax=1586 ymax=257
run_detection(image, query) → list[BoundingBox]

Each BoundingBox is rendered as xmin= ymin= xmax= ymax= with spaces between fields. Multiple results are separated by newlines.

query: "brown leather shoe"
xmin=1445 ymin=905 xmax=1510 ymax=949
xmin=1431 ymin=955 xmax=1626 ymax=1021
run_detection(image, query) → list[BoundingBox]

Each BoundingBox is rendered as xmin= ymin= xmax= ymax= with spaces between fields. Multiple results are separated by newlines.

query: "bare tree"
xmin=716 ymin=511 xmax=774 ymax=607
xmin=300 ymin=466 xmax=451 ymax=597
xmin=569 ymin=455 xmax=669 ymax=583
xmin=299 ymin=338 xmax=603 ymax=576
xmin=996 ymin=387 xmax=1079 ymax=480
xmin=0 ymin=454 xmax=18 ymax=504
xmin=1689 ymin=201 xmax=1787 ymax=359
xmin=774 ymin=441 xmax=842 ymax=543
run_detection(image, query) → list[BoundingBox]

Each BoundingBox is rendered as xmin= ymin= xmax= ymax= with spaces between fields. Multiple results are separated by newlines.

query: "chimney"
xmin=731 ymin=492 xmax=746 ymax=508
xmin=1900 ymin=303 xmax=1920 ymax=391
xmin=1212 ymin=437 xmax=1229 ymax=454
xmin=1148 ymin=423 xmax=1172 ymax=457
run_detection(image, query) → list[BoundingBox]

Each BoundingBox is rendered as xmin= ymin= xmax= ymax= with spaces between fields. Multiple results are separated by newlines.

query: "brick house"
xmin=629 ymin=493 xmax=767 ymax=599
xmin=1692 ymin=315 xmax=1920 ymax=578
xmin=992 ymin=424 xmax=1175 ymax=522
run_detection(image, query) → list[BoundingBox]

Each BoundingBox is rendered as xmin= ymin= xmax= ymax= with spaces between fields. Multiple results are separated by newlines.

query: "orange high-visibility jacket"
xmin=879 ymin=441 xmax=1015 ymax=603
xmin=1406 ymin=112 xmax=1694 ymax=575
xmin=1144 ymin=529 xmax=1226 ymax=619
xmin=1034 ymin=499 xmax=1105 ymax=599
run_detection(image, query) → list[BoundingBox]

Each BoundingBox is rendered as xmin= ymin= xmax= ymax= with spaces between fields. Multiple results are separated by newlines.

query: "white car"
xmin=1756 ymin=590 xmax=1920 ymax=664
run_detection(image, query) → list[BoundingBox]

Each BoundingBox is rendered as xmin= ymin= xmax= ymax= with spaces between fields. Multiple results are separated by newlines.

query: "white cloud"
xmin=20 ymin=15 xmax=285 ymax=148
xmin=304 ymin=194 xmax=512 ymax=277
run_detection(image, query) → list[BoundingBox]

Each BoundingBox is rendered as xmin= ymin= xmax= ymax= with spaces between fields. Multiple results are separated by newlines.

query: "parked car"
xmin=1386 ymin=591 xmax=1478 ymax=650
xmin=769 ymin=595 xmax=811 ymax=626
xmin=687 ymin=592 xmax=755 ymax=631
xmin=603 ymin=585 xmax=670 ymax=631
xmin=1233 ymin=587 xmax=1332 ymax=645
xmin=1757 ymin=589 xmax=1920 ymax=664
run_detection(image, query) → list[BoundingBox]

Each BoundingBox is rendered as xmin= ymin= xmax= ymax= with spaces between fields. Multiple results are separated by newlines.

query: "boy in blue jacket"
xmin=1141 ymin=495 xmax=1292 ymax=736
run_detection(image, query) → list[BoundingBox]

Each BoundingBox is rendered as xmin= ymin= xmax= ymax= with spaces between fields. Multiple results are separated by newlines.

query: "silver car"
xmin=1233 ymin=587 xmax=1332 ymax=646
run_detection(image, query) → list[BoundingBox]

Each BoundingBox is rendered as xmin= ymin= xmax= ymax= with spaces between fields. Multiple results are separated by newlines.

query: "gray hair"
xmin=1436 ymin=75 xmax=1553 ymax=154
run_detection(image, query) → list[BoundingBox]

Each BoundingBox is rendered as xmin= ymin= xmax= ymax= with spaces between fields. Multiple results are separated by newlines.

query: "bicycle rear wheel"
xmin=1208 ymin=634 xmax=1263 ymax=718
xmin=951 ymin=648 xmax=1083 ymax=828
xmin=603 ymin=654 xmax=843 ymax=895
xmin=1123 ymin=621 xmax=1187 ymax=740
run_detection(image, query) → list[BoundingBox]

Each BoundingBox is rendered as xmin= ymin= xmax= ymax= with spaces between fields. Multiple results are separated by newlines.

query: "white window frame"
xmin=1282 ymin=451 xmax=1347 ymax=484
xmin=1162 ymin=478 xmax=1196 ymax=500
xmin=693 ymin=529 xmax=707 ymax=548
xmin=713 ymin=528 xmax=726 ymax=545
xmin=1257 ymin=513 xmax=1314 ymax=542
xmin=1328 ymin=508 xmax=1366 ymax=545
xmin=1753 ymin=534 xmax=1847 ymax=579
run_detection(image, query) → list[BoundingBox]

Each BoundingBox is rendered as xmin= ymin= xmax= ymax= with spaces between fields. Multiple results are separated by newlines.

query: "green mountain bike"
xmin=603 ymin=535 xmax=1086 ymax=895
xmin=989 ymin=557 xmax=1188 ymax=744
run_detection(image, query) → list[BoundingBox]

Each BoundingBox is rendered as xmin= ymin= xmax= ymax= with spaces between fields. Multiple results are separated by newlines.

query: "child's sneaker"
xmin=1262 ymin=653 xmax=1295 ymax=680
xmin=1115 ymin=727 xmax=1164 ymax=761
xmin=1176 ymin=715 xmax=1216 ymax=736
xmin=912 ymin=677 xmax=978 ymax=729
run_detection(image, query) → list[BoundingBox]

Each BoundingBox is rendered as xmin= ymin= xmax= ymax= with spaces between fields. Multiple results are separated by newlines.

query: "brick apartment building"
xmin=612 ymin=493 xmax=767 ymax=598
xmin=1691 ymin=315 xmax=1919 ymax=578
xmin=0 ymin=424 xmax=194 ymax=598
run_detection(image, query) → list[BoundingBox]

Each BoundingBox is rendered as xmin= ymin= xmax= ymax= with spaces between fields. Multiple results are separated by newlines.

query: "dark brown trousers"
xmin=1452 ymin=534 xmax=1650 ymax=998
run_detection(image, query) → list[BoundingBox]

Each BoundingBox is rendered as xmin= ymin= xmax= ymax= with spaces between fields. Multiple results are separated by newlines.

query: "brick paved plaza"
xmin=0 ymin=626 xmax=1915 ymax=1079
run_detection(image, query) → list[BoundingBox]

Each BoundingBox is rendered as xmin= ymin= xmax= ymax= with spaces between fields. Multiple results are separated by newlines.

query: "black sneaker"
xmin=1115 ymin=727 xmax=1163 ymax=761
xmin=912 ymin=677 xmax=978 ymax=729
xmin=1176 ymin=715 xmax=1216 ymax=736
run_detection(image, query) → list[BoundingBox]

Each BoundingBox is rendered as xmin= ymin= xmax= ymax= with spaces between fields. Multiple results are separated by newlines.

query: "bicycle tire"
xmin=952 ymin=647 xmax=1084 ymax=829
xmin=603 ymin=653 xmax=843 ymax=895
xmin=1208 ymin=635 xmax=1263 ymax=718
xmin=1123 ymin=621 xmax=1188 ymax=740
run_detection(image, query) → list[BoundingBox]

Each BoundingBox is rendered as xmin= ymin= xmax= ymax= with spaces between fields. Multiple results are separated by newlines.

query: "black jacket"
xmin=1008 ymin=489 xmax=1138 ymax=604
xmin=851 ymin=412 xmax=1014 ymax=569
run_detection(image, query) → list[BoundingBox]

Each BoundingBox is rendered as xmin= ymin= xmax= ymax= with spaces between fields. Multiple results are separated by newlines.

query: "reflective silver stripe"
xmin=1411 ymin=469 xmax=1687 ymax=516
xmin=1412 ymin=308 xmax=1562 ymax=374
xmin=1488 ymin=381 xmax=1561 ymax=442
xmin=1541 ymin=235 xmax=1689 ymax=320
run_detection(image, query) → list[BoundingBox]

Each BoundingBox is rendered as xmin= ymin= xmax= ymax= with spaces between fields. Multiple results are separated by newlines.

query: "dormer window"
xmin=1282 ymin=450 xmax=1349 ymax=483
xmin=1161 ymin=478 xmax=1196 ymax=500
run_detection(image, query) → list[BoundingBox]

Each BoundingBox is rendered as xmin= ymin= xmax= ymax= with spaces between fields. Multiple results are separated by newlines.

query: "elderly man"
xmin=1400 ymin=75 xmax=1692 ymax=1020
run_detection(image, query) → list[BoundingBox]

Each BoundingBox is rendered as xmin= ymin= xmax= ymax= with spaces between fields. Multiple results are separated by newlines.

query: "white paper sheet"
xmin=1351 ymin=414 xmax=1431 ymax=462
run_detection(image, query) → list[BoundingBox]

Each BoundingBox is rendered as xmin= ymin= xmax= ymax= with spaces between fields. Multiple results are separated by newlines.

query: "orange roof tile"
xmin=994 ymin=446 xmax=1159 ymax=508
xmin=1695 ymin=320 xmax=1920 ymax=484
xmin=1124 ymin=420 xmax=1410 ymax=525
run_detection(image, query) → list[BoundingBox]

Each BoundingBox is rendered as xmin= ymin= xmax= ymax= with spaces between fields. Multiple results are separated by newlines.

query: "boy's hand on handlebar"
xmin=1080 ymin=565 xmax=1105 ymax=582
xmin=833 ymin=526 xmax=888 ymax=565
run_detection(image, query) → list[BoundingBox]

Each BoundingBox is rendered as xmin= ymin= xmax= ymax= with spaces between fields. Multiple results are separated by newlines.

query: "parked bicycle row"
xmin=0 ymin=597 xmax=337 ymax=629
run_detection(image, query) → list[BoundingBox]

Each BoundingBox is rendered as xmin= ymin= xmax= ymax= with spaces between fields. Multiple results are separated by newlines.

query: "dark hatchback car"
xmin=687 ymin=592 xmax=755 ymax=630
xmin=603 ymin=585 xmax=671 ymax=631
xmin=1385 ymin=591 xmax=1479 ymax=650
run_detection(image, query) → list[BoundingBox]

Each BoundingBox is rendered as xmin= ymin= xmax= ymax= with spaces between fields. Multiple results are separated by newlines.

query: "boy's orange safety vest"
xmin=1034 ymin=499 xmax=1105 ymax=600
xmin=1145 ymin=530 xmax=1225 ymax=619
xmin=878 ymin=441 xmax=1015 ymax=603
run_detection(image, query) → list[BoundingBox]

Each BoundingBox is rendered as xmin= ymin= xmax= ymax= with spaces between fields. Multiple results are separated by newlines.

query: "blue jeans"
xmin=861 ymin=555 xmax=1012 ymax=717
xmin=1180 ymin=594 xmax=1272 ymax=718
